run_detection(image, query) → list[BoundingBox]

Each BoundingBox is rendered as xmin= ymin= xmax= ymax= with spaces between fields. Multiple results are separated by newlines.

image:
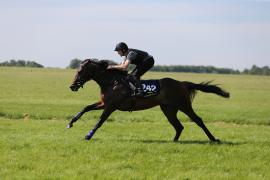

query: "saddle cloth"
xmin=138 ymin=80 xmax=160 ymax=98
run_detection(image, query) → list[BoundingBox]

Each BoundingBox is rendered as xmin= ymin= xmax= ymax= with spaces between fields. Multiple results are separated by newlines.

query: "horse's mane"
xmin=99 ymin=59 xmax=117 ymax=65
xmin=81 ymin=59 xmax=117 ymax=66
xmin=82 ymin=59 xmax=127 ymax=77
xmin=100 ymin=60 xmax=128 ymax=77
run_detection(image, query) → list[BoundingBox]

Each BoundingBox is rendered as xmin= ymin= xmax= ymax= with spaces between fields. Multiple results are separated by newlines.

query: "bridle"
xmin=75 ymin=75 xmax=85 ymax=89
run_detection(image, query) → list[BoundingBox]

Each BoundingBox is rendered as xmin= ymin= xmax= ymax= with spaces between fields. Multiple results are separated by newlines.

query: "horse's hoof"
xmin=85 ymin=135 xmax=91 ymax=140
xmin=67 ymin=124 xmax=73 ymax=129
xmin=212 ymin=139 xmax=221 ymax=143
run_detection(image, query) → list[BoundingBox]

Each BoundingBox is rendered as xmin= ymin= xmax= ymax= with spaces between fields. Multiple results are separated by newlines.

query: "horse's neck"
xmin=92 ymin=70 xmax=125 ymax=90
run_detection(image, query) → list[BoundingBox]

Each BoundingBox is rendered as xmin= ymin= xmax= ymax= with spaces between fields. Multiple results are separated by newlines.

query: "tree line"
xmin=242 ymin=65 xmax=270 ymax=76
xmin=151 ymin=65 xmax=240 ymax=74
xmin=0 ymin=60 xmax=44 ymax=68
xmin=1 ymin=59 xmax=269 ymax=75
xmin=68 ymin=58 xmax=270 ymax=76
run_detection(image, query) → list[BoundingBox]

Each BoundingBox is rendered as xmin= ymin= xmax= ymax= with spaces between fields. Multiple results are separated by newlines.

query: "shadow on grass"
xmin=119 ymin=139 xmax=246 ymax=145
xmin=178 ymin=140 xmax=246 ymax=146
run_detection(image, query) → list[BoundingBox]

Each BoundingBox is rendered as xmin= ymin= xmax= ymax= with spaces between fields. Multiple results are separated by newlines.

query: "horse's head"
xmin=70 ymin=59 xmax=122 ymax=91
xmin=70 ymin=59 xmax=102 ymax=91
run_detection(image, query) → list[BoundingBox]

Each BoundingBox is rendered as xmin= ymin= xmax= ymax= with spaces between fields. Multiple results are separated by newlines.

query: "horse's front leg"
xmin=67 ymin=101 xmax=105 ymax=129
xmin=85 ymin=106 xmax=115 ymax=140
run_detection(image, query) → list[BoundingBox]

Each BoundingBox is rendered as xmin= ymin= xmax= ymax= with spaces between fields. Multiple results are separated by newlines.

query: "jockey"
xmin=107 ymin=42 xmax=155 ymax=96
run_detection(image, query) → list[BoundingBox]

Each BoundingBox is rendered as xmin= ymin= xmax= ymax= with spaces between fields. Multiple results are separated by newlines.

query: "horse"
xmin=68 ymin=59 xmax=230 ymax=142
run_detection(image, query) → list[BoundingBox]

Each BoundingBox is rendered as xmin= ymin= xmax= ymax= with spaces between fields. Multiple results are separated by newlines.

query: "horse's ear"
xmin=98 ymin=60 xmax=108 ymax=69
xmin=81 ymin=59 xmax=91 ymax=65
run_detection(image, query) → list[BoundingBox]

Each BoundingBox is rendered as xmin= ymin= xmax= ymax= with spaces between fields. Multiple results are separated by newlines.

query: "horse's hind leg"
xmin=183 ymin=106 xmax=220 ymax=142
xmin=160 ymin=105 xmax=184 ymax=142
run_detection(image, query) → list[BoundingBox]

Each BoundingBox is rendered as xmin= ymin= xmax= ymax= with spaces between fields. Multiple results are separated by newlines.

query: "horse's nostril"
xmin=70 ymin=85 xmax=76 ymax=91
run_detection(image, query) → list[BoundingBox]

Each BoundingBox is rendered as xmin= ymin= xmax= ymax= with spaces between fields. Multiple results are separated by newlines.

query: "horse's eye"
xmin=78 ymin=69 xmax=83 ymax=75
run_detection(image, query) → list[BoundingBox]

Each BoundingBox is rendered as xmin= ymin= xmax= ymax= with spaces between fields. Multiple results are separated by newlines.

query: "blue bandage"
xmin=88 ymin=130 xmax=95 ymax=137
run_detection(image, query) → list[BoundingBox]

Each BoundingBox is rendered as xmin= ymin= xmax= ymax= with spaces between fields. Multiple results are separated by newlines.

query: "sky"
xmin=0 ymin=0 xmax=270 ymax=70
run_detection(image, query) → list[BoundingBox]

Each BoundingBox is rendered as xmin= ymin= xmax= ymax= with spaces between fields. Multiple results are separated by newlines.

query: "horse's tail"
xmin=185 ymin=81 xmax=230 ymax=101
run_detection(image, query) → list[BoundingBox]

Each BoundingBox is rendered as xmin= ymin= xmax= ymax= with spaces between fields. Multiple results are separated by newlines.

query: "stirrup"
xmin=134 ymin=88 xmax=144 ymax=97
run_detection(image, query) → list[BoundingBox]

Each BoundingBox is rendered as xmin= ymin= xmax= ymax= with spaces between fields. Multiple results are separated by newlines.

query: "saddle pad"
xmin=140 ymin=80 xmax=160 ymax=97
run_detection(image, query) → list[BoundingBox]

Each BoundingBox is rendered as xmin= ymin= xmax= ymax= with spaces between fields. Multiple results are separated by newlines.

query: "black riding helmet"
xmin=114 ymin=42 xmax=128 ymax=51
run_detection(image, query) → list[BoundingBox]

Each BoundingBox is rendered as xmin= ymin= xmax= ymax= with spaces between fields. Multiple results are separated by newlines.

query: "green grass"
xmin=0 ymin=119 xmax=270 ymax=179
xmin=0 ymin=67 xmax=269 ymax=125
xmin=0 ymin=67 xmax=270 ymax=179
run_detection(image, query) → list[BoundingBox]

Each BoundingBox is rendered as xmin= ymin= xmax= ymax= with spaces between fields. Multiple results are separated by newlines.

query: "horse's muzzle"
xmin=70 ymin=84 xmax=79 ymax=92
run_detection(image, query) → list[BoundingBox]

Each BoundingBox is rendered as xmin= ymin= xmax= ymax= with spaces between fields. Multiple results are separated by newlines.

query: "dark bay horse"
xmin=69 ymin=59 xmax=230 ymax=142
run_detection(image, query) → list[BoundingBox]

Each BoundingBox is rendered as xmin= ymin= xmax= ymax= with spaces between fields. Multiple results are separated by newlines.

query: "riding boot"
xmin=133 ymin=76 xmax=144 ymax=97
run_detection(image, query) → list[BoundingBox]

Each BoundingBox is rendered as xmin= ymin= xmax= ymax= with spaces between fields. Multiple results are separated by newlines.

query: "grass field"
xmin=0 ymin=67 xmax=270 ymax=179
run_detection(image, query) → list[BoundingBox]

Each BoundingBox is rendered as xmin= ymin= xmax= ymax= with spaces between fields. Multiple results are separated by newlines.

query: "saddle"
xmin=108 ymin=69 xmax=160 ymax=98
xmin=115 ymin=76 xmax=160 ymax=98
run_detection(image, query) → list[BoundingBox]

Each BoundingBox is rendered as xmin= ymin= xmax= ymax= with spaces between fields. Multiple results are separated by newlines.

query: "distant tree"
xmin=261 ymin=66 xmax=270 ymax=75
xmin=0 ymin=60 xmax=43 ymax=68
xmin=249 ymin=65 xmax=260 ymax=75
xmin=9 ymin=59 xmax=17 ymax=66
xmin=68 ymin=59 xmax=82 ymax=69
xmin=17 ymin=60 xmax=26 ymax=67
xmin=0 ymin=61 xmax=9 ymax=66
xmin=151 ymin=65 xmax=240 ymax=74
xmin=26 ymin=61 xmax=44 ymax=68
xmin=243 ymin=65 xmax=270 ymax=75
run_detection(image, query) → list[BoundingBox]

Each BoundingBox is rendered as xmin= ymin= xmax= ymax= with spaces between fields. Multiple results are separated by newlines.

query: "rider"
xmin=107 ymin=42 xmax=155 ymax=97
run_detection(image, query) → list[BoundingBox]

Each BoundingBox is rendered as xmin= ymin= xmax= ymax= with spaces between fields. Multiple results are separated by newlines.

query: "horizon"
xmin=1 ymin=0 xmax=270 ymax=70
xmin=1 ymin=58 xmax=267 ymax=72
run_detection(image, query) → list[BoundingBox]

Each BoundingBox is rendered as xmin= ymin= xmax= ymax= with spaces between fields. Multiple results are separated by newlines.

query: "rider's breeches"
xmin=130 ymin=56 xmax=154 ymax=79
